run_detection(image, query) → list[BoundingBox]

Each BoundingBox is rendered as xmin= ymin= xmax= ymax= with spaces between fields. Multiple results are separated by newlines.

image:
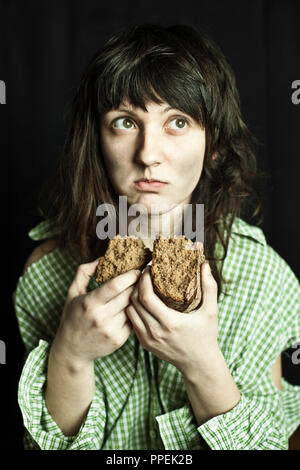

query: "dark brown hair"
xmin=38 ymin=23 xmax=265 ymax=297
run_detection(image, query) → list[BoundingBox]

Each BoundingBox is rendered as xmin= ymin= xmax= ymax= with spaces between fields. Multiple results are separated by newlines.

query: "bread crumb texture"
xmin=151 ymin=235 xmax=205 ymax=304
xmin=96 ymin=235 xmax=152 ymax=283
xmin=95 ymin=234 xmax=205 ymax=313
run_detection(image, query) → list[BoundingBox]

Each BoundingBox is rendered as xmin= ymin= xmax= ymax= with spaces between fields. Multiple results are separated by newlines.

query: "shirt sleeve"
xmin=156 ymin=256 xmax=300 ymax=450
xmin=13 ymin=262 xmax=108 ymax=451
xmin=156 ymin=392 xmax=289 ymax=450
xmin=18 ymin=339 xmax=107 ymax=450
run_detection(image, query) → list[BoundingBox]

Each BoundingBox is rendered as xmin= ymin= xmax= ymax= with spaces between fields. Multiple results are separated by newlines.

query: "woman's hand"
xmin=51 ymin=259 xmax=140 ymax=371
xmin=126 ymin=262 xmax=220 ymax=377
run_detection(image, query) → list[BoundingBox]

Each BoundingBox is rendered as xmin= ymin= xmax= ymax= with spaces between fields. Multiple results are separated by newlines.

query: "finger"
xmin=136 ymin=267 xmax=176 ymax=323
xmin=108 ymin=311 xmax=133 ymax=345
xmin=106 ymin=285 xmax=135 ymax=316
xmin=130 ymin=286 xmax=160 ymax=331
xmin=68 ymin=258 xmax=101 ymax=298
xmin=120 ymin=320 xmax=133 ymax=343
xmin=126 ymin=303 xmax=149 ymax=336
xmin=90 ymin=269 xmax=141 ymax=305
xmin=110 ymin=309 xmax=132 ymax=328
xmin=200 ymin=262 xmax=218 ymax=310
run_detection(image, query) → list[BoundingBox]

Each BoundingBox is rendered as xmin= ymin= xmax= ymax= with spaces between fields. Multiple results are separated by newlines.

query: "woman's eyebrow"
xmin=110 ymin=106 xmax=177 ymax=116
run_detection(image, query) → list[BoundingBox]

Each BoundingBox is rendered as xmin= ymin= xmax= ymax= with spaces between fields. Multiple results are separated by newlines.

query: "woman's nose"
xmin=134 ymin=129 xmax=164 ymax=167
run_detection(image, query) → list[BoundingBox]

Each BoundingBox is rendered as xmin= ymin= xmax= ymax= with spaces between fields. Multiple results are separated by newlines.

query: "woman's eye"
xmin=168 ymin=117 xmax=188 ymax=130
xmin=112 ymin=117 xmax=135 ymax=129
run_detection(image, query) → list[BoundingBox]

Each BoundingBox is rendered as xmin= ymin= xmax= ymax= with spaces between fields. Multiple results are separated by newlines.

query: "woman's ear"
xmin=212 ymin=152 xmax=218 ymax=161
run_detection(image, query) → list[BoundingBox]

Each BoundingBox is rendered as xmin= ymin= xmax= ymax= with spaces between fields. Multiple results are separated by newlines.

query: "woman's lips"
xmin=134 ymin=180 xmax=168 ymax=191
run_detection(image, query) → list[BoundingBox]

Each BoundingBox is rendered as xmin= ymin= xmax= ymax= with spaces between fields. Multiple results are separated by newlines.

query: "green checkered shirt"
xmin=13 ymin=216 xmax=300 ymax=450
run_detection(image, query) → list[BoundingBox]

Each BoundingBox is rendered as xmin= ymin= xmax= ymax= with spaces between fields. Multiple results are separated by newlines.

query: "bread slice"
xmin=95 ymin=234 xmax=152 ymax=284
xmin=151 ymin=235 xmax=205 ymax=313
xmin=95 ymin=234 xmax=206 ymax=313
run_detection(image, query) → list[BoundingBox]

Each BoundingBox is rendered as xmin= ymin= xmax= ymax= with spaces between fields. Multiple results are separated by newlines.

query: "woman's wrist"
xmin=179 ymin=346 xmax=241 ymax=426
xmin=45 ymin=334 xmax=96 ymax=437
xmin=177 ymin=343 xmax=224 ymax=382
xmin=50 ymin=332 xmax=94 ymax=375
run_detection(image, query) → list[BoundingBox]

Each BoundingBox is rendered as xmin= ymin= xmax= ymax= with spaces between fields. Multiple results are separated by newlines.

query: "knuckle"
xmin=81 ymin=296 xmax=91 ymax=314
xmin=102 ymin=324 xmax=113 ymax=340
xmin=151 ymin=328 xmax=164 ymax=342
xmin=166 ymin=320 xmax=179 ymax=334
xmin=91 ymin=317 xmax=101 ymax=329
xmin=139 ymin=289 xmax=150 ymax=306
xmin=207 ymin=306 xmax=218 ymax=319
xmin=109 ymin=279 xmax=120 ymax=296
xmin=110 ymin=336 xmax=120 ymax=349
xmin=81 ymin=298 xmax=100 ymax=321
xmin=114 ymin=332 xmax=127 ymax=348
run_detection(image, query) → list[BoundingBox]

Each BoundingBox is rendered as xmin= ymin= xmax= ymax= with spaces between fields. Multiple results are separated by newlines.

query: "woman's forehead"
xmin=114 ymin=99 xmax=171 ymax=112
xmin=113 ymin=95 xmax=167 ymax=111
xmin=103 ymin=97 xmax=198 ymax=118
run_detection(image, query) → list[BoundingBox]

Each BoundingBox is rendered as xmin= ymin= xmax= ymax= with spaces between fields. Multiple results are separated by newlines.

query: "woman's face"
xmin=99 ymin=100 xmax=206 ymax=215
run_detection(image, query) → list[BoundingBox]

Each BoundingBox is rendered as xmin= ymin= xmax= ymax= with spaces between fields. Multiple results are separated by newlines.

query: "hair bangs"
xmin=96 ymin=46 xmax=206 ymax=126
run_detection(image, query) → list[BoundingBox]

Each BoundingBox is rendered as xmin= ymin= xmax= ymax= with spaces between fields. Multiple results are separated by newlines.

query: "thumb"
xmin=68 ymin=258 xmax=101 ymax=298
xmin=200 ymin=262 xmax=218 ymax=310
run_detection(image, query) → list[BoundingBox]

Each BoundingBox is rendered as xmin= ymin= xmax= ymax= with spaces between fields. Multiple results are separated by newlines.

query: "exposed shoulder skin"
xmin=271 ymin=354 xmax=282 ymax=391
xmin=23 ymin=238 xmax=58 ymax=274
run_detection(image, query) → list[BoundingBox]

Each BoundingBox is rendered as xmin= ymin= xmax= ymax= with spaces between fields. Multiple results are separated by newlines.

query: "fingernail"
xmin=135 ymin=269 xmax=141 ymax=276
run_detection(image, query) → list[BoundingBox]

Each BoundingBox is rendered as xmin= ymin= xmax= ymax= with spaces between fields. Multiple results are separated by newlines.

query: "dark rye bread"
xmin=95 ymin=234 xmax=152 ymax=284
xmin=151 ymin=235 xmax=206 ymax=313
xmin=95 ymin=234 xmax=205 ymax=313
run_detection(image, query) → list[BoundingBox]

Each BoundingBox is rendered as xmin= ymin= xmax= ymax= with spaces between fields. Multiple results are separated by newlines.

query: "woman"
xmin=13 ymin=24 xmax=300 ymax=450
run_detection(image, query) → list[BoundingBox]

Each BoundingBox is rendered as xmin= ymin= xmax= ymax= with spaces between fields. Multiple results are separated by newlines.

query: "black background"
xmin=1 ymin=0 xmax=300 ymax=450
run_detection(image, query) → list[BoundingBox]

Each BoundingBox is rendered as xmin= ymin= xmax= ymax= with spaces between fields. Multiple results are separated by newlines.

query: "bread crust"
xmin=151 ymin=239 xmax=205 ymax=313
xmin=95 ymin=234 xmax=205 ymax=313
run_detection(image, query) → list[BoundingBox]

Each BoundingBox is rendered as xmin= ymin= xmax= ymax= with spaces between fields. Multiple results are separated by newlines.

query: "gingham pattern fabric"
xmin=13 ymin=216 xmax=300 ymax=450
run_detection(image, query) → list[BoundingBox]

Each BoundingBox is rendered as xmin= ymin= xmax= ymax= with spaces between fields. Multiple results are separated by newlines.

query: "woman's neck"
xmin=127 ymin=202 xmax=186 ymax=251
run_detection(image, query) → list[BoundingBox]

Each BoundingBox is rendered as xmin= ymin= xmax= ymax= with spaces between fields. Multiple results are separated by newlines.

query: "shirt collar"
xmin=230 ymin=216 xmax=266 ymax=246
xmin=28 ymin=215 xmax=266 ymax=246
xmin=28 ymin=219 xmax=60 ymax=241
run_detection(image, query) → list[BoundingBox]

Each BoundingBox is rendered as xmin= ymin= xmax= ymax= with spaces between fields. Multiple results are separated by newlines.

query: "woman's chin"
xmin=130 ymin=194 xmax=176 ymax=216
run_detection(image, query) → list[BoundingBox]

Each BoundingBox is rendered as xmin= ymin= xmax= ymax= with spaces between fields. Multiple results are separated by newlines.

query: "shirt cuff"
xmin=197 ymin=394 xmax=288 ymax=450
xmin=156 ymin=393 xmax=289 ymax=450
xmin=18 ymin=339 xmax=106 ymax=450
xmin=155 ymin=403 xmax=209 ymax=450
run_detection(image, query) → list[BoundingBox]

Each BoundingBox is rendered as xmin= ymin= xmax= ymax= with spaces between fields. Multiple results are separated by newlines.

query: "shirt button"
xmin=207 ymin=420 xmax=219 ymax=432
xmin=150 ymin=429 xmax=157 ymax=439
